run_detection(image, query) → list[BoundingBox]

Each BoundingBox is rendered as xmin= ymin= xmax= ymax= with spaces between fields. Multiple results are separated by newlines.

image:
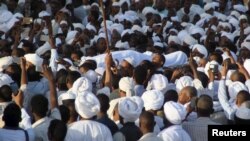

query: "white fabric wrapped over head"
xmin=110 ymin=23 xmax=124 ymax=35
xmin=142 ymin=7 xmax=157 ymax=16
xmin=221 ymin=32 xmax=234 ymax=42
xmin=24 ymin=53 xmax=43 ymax=72
xmin=38 ymin=11 xmax=50 ymax=18
xmin=204 ymin=3 xmax=215 ymax=11
xmin=75 ymin=91 xmax=100 ymax=119
xmin=147 ymin=74 xmax=168 ymax=94
xmin=36 ymin=42 xmax=51 ymax=56
xmin=72 ymin=77 xmax=92 ymax=96
xmin=0 ymin=56 xmax=13 ymax=72
xmin=228 ymin=81 xmax=248 ymax=101
xmin=164 ymin=101 xmax=187 ymax=124
xmin=118 ymin=96 xmax=143 ymax=122
xmin=97 ymin=87 xmax=110 ymax=97
xmin=230 ymin=11 xmax=240 ymax=18
xmin=123 ymin=57 xmax=136 ymax=67
xmin=115 ymin=40 xmax=130 ymax=49
xmin=192 ymin=44 xmax=208 ymax=58
xmin=183 ymin=35 xmax=198 ymax=46
xmin=154 ymin=42 xmax=164 ymax=48
xmin=235 ymin=107 xmax=250 ymax=120
xmin=86 ymin=23 xmax=97 ymax=33
xmin=73 ymin=23 xmax=85 ymax=30
xmin=233 ymin=4 xmax=247 ymax=13
xmin=0 ymin=10 xmax=13 ymax=24
xmin=119 ymin=77 xmax=134 ymax=97
xmin=141 ymin=90 xmax=164 ymax=111
xmin=168 ymin=35 xmax=181 ymax=45
xmin=175 ymin=76 xmax=194 ymax=93
xmin=108 ymin=98 xmax=120 ymax=120
xmin=0 ymin=73 xmax=14 ymax=87
xmin=83 ymin=70 xmax=98 ymax=83
xmin=58 ymin=91 xmax=76 ymax=105
xmin=65 ymin=31 xmax=78 ymax=44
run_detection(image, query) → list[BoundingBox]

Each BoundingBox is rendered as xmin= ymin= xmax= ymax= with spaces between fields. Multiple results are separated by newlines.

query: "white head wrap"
xmin=142 ymin=7 xmax=157 ymax=16
xmin=83 ymin=70 xmax=97 ymax=83
xmin=0 ymin=73 xmax=14 ymax=87
xmin=58 ymin=91 xmax=76 ymax=105
xmin=164 ymin=101 xmax=187 ymax=124
xmin=119 ymin=77 xmax=134 ymax=97
xmin=233 ymin=4 xmax=247 ymax=13
xmin=123 ymin=57 xmax=136 ymax=67
xmin=154 ymin=42 xmax=164 ymax=48
xmin=73 ymin=23 xmax=85 ymax=30
xmin=107 ymin=98 xmax=120 ymax=120
xmin=118 ymin=96 xmax=143 ymax=122
xmin=36 ymin=42 xmax=51 ymax=56
xmin=175 ymin=76 xmax=194 ymax=93
xmin=168 ymin=35 xmax=181 ymax=45
xmin=115 ymin=40 xmax=130 ymax=49
xmin=183 ymin=35 xmax=198 ymax=46
xmin=147 ymin=74 xmax=169 ymax=94
xmin=0 ymin=56 xmax=13 ymax=72
xmin=228 ymin=81 xmax=248 ymax=102
xmin=192 ymin=44 xmax=208 ymax=58
xmin=75 ymin=91 xmax=100 ymax=119
xmin=72 ymin=77 xmax=92 ymax=96
xmin=24 ymin=54 xmax=43 ymax=72
xmin=204 ymin=3 xmax=215 ymax=11
xmin=38 ymin=11 xmax=50 ymax=18
xmin=141 ymin=90 xmax=164 ymax=111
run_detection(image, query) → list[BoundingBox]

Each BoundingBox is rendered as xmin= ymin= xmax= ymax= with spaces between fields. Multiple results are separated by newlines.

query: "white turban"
xmin=183 ymin=35 xmax=198 ymax=46
xmin=119 ymin=77 xmax=134 ymax=97
xmin=38 ymin=11 xmax=50 ymax=18
xmin=228 ymin=81 xmax=248 ymax=102
xmin=97 ymin=86 xmax=110 ymax=97
xmin=131 ymin=25 xmax=143 ymax=33
xmin=58 ymin=91 xmax=76 ymax=105
xmin=123 ymin=57 xmax=136 ymax=67
xmin=175 ymin=76 xmax=194 ymax=93
xmin=86 ymin=23 xmax=97 ymax=33
xmin=110 ymin=23 xmax=124 ymax=35
xmin=235 ymin=107 xmax=250 ymax=120
xmin=142 ymin=7 xmax=157 ymax=16
xmin=115 ymin=40 xmax=130 ymax=49
xmin=0 ymin=10 xmax=13 ymax=24
xmin=75 ymin=91 xmax=100 ymax=119
xmin=147 ymin=74 xmax=169 ymax=94
xmin=233 ymin=4 xmax=247 ymax=13
xmin=164 ymin=101 xmax=187 ymax=124
xmin=204 ymin=3 xmax=215 ymax=11
xmin=24 ymin=53 xmax=43 ymax=72
xmin=36 ymin=42 xmax=51 ymax=56
xmin=230 ymin=11 xmax=240 ymax=18
xmin=141 ymin=90 xmax=164 ymax=111
xmin=65 ymin=31 xmax=78 ymax=44
xmin=72 ymin=77 xmax=92 ymax=96
xmin=0 ymin=73 xmax=14 ymax=87
xmin=239 ymin=15 xmax=247 ymax=21
xmin=0 ymin=56 xmax=13 ymax=72
xmin=168 ymin=35 xmax=181 ymax=45
xmin=73 ymin=23 xmax=85 ymax=30
xmin=192 ymin=44 xmax=208 ymax=58
xmin=83 ymin=70 xmax=97 ymax=83
xmin=154 ymin=42 xmax=164 ymax=48
xmin=221 ymin=32 xmax=234 ymax=42
xmin=108 ymin=98 xmax=120 ymax=120
xmin=118 ymin=96 xmax=143 ymax=122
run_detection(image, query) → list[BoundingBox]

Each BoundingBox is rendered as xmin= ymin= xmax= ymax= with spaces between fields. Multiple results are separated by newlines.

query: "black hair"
xmin=27 ymin=65 xmax=42 ymax=82
xmin=56 ymin=70 xmax=68 ymax=91
xmin=97 ymin=94 xmax=110 ymax=113
xmin=164 ymin=90 xmax=178 ymax=103
xmin=48 ymin=119 xmax=68 ymax=141
xmin=3 ymin=103 xmax=21 ymax=127
xmin=133 ymin=66 xmax=147 ymax=85
xmin=0 ymin=85 xmax=13 ymax=102
xmin=59 ymin=105 xmax=70 ymax=124
xmin=197 ymin=71 xmax=209 ymax=88
xmin=30 ymin=95 xmax=48 ymax=118
xmin=66 ymin=71 xmax=81 ymax=85
xmin=196 ymin=95 xmax=214 ymax=117
xmin=139 ymin=111 xmax=155 ymax=132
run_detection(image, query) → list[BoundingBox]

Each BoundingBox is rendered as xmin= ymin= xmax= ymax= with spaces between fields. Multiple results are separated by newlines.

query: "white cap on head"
xmin=118 ymin=96 xmax=143 ymax=122
xmin=147 ymin=74 xmax=169 ymax=94
xmin=168 ymin=35 xmax=181 ymax=45
xmin=115 ymin=40 xmax=130 ymax=49
xmin=86 ymin=23 xmax=97 ymax=33
xmin=0 ymin=56 xmax=13 ymax=72
xmin=204 ymin=3 xmax=215 ymax=11
xmin=107 ymin=98 xmax=120 ymax=120
xmin=73 ymin=23 xmax=85 ymax=30
xmin=175 ymin=76 xmax=194 ymax=93
xmin=83 ymin=70 xmax=97 ymax=83
xmin=58 ymin=91 xmax=76 ymax=105
xmin=110 ymin=23 xmax=124 ymax=35
xmin=112 ymin=2 xmax=120 ymax=6
xmin=24 ymin=53 xmax=43 ymax=72
xmin=141 ymin=90 xmax=164 ymax=111
xmin=192 ymin=44 xmax=208 ymax=58
xmin=60 ymin=20 xmax=68 ymax=25
xmin=142 ymin=7 xmax=157 ymax=16
xmin=230 ymin=11 xmax=240 ymax=18
xmin=221 ymin=32 xmax=234 ymax=42
xmin=233 ymin=4 xmax=247 ymax=13
xmin=38 ymin=11 xmax=50 ymax=18
xmin=164 ymin=101 xmax=187 ymax=124
xmin=75 ymin=91 xmax=100 ymax=119
xmin=154 ymin=42 xmax=164 ymax=48
xmin=119 ymin=77 xmax=134 ymax=97
xmin=0 ymin=73 xmax=14 ymax=87
xmin=36 ymin=42 xmax=51 ymax=56
xmin=72 ymin=77 xmax=92 ymax=96
xmin=239 ymin=15 xmax=247 ymax=21
xmin=123 ymin=57 xmax=136 ymax=67
xmin=131 ymin=25 xmax=143 ymax=33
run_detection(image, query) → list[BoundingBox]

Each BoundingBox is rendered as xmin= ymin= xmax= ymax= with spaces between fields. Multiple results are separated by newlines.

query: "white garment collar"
xmin=32 ymin=117 xmax=48 ymax=128
xmin=139 ymin=133 xmax=156 ymax=140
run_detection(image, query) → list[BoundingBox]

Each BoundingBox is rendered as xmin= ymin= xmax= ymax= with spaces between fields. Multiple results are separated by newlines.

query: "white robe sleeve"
xmin=49 ymin=48 xmax=58 ymax=74
xmin=20 ymin=108 xmax=32 ymax=129
xmin=218 ymin=80 xmax=236 ymax=120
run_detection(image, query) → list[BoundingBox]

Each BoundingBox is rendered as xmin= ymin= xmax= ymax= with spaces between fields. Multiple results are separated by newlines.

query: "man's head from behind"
xmin=196 ymin=95 xmax=214 ymax=117
xmin=3 ymin=103 xmax=21 ymax=127
xmin=30 ymin=95 xmax=49 ymax=118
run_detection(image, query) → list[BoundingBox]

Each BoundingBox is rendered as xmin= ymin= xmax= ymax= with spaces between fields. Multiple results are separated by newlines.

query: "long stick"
xmin=99 ymin=0 xmax=110 ymax=53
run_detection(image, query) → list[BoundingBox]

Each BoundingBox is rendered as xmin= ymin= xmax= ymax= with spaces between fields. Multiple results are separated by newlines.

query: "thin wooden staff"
xmin=99 ymin=0 xmax=110 ymax=53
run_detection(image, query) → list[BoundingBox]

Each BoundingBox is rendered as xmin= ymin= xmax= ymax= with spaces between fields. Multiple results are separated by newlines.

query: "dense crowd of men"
xmin=0 ymin=0 xmax=250 ymax=141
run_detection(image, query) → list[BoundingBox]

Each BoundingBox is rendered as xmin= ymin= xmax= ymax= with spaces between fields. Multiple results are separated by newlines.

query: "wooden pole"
xmin=99 ymin=0 xmax=110 ymax=53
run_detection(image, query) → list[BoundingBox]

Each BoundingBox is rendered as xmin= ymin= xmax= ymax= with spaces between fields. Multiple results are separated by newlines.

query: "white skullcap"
xmin=204 ymin=3 xmax=215 ymax=11
xmin=154 ymin=42 xmax=164 ymax=48
xmin=86 ymin=23 xmax=97 ymax=33
xmin=192 ymin=44 xmax=208 ymax=58
xmin=65 ymin=31 xmax=78 ymax=44
xmin=24 ymin=54 xmax=43 ymax=72
xmin=115 ymin=40 xmax=130 ymax=49
xmin=119 ymin=77 xmax=134 ymax=97
xmin=190 ymin=27 xmax=205 ymax=36
xmin=168 ymin=35 xmax=181 ymax=45
xmin=152 ymin=36 xmax=161 ymax=43
xmin=244 ymin=59 xmax=250 ymax=76
xmin=58 ymin=91 xmax=76 ymax=105
xmin=164 ymin=101 xmax=187 ymax=124
xmin=230 ymin=11 xmax=240 ymax=18
xmin=72 ymin=77 xmax=92 ymax=96
xmin=60 ymin=20 xmax=68 ymax=25
xmin=112 ymin=2 xmax=120 ymax=6
xmin=228 ymin=81 xmax=248 ymax=101
xmin=110 ymin=23 xmax=124 ymax=35
xmin=142 ymin=7 xmax=157 ymax=16
xmin=118 ymin=96 xmax=143 ymax=122
xmin=235 ymin=107 xmax=250 ymax=120
xmin=241 ymin=41 xmax=250 ymax=51
xmin=97 ymin=86 xmax=110 ymax=97
xmin=108 ymin=98 xmax=120 ymax=120
xmin=0 ymin=56 xmax=13 ymax=72
xmin=0 ymin=73 xmax=14 ymax=87
xmin=36 ymin=42 xmax=51 ymax=56
xmin=183 ymin=35 xmax=198 ymax=46
xmin=141 ymin=90 xmax=164 ymax=111
xmin=83 ymin=70 xmax=97 ymax=83
xmin=131 ymin=25 xmax=143 ymax=33
xmin=123 ymin=57 xmax=136 ymax=67
xmin=233 ymin=4 xmax=247 ymax=13
xmin=221 ymin=32 xmax=234 ymax=42
xmin=178 ymin=30 xmax=189 ymax=41
xmin=239 ymin=15 xmax=247 ymax=21
xmin=217 ymin=13 xmax=227 ymax=22
xmin=175 ymin=76 xmax=194 ymax=93
xmin=148 ymin=74 xmax=169 ymax=94
xmin=75 ymin=91 xmax=100 ymax=119
xmin=73 ymin=23 xmax=85 ymax=30
xmin=38 ymin=11 xmax=50 ymax=18
xmin=0 ymin=10 xmax=13 ymax=24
